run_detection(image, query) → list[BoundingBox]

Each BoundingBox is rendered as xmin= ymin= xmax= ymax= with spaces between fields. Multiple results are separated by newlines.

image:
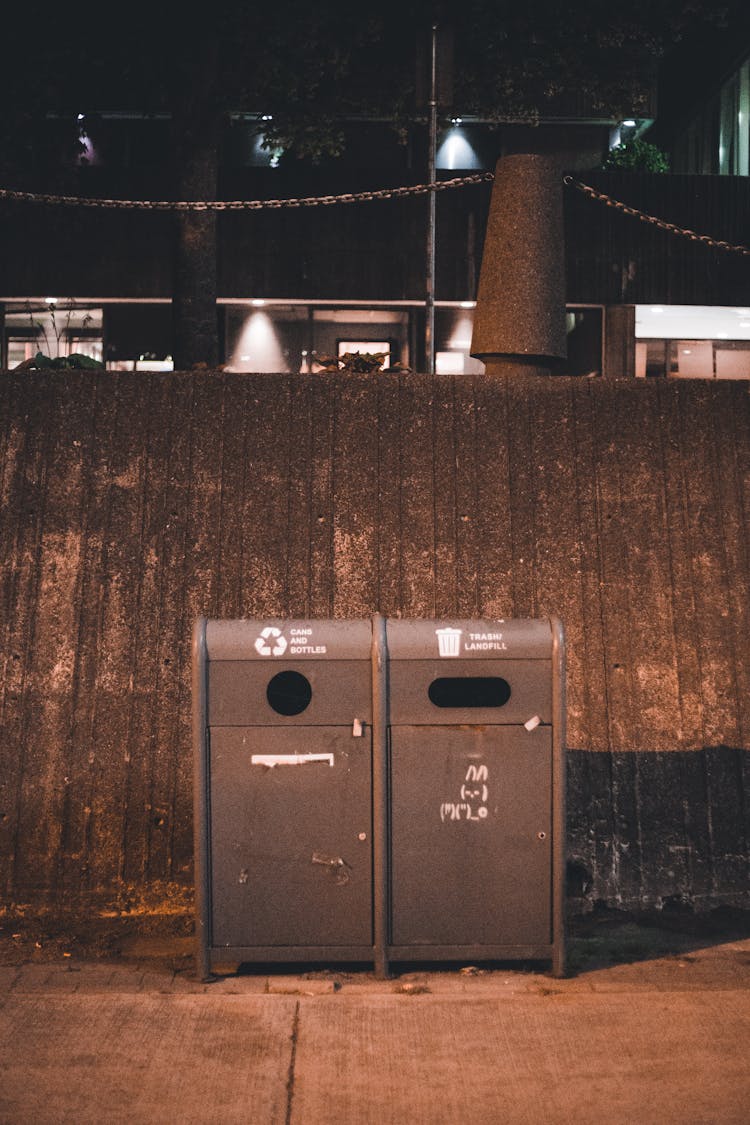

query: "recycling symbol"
xmin=254 ymin=627 xmax=288 ymax=657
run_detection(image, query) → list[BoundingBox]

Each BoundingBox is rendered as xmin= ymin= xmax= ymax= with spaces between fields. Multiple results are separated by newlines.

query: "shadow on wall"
xmin=567 ymin=748 xmax=750 ymax=914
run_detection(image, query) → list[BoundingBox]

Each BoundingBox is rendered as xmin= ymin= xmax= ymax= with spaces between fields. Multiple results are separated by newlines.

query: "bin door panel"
xmin=210 ymin=727 xmax=372 ymax=948
xmin=390 ymin=726 xmax=552 ymax=946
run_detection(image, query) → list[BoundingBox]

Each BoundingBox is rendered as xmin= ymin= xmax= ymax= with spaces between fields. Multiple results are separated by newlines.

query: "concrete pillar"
xmin=603 ymin=305 xmax=636 ymax=378
xmin=471 ymin=154 xmax=567 ymax=377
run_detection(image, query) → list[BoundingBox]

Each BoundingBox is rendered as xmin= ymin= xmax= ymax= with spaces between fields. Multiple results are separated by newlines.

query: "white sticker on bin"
xmin=251 ymin=753 xmax=334 ymax=768
xmin=524 ymin=715 xmax=541 ymax=732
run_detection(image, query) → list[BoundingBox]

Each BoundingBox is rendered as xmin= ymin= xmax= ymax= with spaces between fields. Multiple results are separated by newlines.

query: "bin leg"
xmin=193 ymin=617 xmax=216 ymax=983
xmin=552 ymin=941 xmax=566 ymax=979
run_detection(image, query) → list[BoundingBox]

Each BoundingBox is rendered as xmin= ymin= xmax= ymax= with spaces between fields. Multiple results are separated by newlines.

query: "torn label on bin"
xmin=312 ymin=852 xmax=351 ymax=885
xmin=251 ymin=753 xmax=334 ymax=768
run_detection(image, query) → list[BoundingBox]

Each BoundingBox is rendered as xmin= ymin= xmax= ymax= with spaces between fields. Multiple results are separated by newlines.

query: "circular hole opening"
xmin=266 ymin=670 xmax=313 ymax=716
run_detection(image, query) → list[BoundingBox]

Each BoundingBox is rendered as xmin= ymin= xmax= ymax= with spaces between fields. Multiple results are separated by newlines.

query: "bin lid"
xmin=205 ymin=618 xmax=372 ymax=660
xmin=386 ymin=618 xmax=552 ymax=659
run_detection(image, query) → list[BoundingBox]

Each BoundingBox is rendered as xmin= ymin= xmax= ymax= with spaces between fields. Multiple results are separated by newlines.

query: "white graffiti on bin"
xmin=440 ymin=802 xmax=490 ymax=823
xmin=440 ymin=763 xmax=490 ymax=824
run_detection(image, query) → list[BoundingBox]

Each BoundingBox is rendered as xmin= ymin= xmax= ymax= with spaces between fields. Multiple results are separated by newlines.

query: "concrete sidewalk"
xmin=1 ymin=932 xmax=749 ymax=1125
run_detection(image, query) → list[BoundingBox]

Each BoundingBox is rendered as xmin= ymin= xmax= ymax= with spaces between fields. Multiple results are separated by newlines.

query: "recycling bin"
xmin=193 ymin=617 xmax=381 ymax=977
xmin=385 ymin=617 xmax=565 ymax=975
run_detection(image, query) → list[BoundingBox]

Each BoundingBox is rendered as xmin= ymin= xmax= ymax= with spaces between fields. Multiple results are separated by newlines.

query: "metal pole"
xmin=550 ymin=615 xmax=567 ymax=979
xmin=192 ymin=617 xmax=213 ymax=982
xmin=371 ymin=613 xmax=390 ymax=979
xmin=425 ymin=22 xmax=438 ymax=376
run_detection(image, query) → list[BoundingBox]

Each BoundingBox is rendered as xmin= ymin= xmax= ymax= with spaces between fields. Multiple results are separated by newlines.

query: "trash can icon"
xmin=435 ymin=627 xmax=462 ymax=657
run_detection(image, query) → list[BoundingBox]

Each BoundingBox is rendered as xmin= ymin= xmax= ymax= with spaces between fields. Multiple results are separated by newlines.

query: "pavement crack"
xmin=285 ymin=999 xmax=301 ymax=1125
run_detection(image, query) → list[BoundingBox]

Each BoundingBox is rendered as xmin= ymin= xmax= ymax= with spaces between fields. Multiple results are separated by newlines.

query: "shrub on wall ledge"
xmin=602 ymin=139 xmax=670 ymax=173
xmin=12 ymin=351 xmax=105 ymax=371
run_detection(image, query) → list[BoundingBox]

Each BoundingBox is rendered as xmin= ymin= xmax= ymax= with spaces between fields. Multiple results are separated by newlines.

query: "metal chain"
xmin=565 ymin=176 xmax=750 ymax=257
xmin=0 ymin=172 xmax=494 ymax=211
xmin=3 ymin=169 xmax=747 ymax=257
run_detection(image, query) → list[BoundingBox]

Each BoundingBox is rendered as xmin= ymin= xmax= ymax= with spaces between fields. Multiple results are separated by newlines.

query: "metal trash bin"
xmin=193 ymin=617 xmax=380 ymax=977
xmin=194 ymin=614 xmax=565 ymax=978
xmin=385 ymin=617 xmax=566 ymax=976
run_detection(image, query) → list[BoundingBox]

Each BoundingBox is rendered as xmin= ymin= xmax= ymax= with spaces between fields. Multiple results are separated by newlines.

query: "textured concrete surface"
xmin=471 ymin=154 xmax=567 ymax=364
xmin=1 ymin=937 xmax=749 ymax=1124
xmin=1 ymin=371 xmax=749 ymax=913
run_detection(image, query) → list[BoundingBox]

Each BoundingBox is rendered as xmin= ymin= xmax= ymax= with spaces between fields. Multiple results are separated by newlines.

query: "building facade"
xmin=2 ymin=36 xmax=750 ymax=381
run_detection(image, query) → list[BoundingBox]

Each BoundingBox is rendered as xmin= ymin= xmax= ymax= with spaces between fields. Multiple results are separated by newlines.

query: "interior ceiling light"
xmin=637 ymin=304 xmax=750 ymax=340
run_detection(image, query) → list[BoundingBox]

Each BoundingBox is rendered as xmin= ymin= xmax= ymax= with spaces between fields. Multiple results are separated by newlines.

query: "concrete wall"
xmin=1 ymin=371 xmax=748 ymax=912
